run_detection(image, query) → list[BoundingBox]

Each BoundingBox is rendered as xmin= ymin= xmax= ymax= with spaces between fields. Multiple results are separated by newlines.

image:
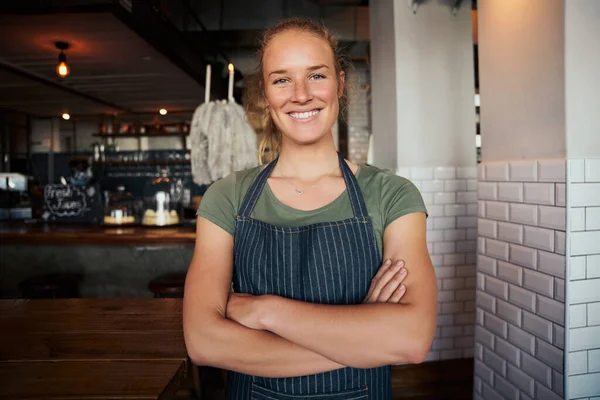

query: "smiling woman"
xmin=183 ymin=17 xmax=437 ymax=400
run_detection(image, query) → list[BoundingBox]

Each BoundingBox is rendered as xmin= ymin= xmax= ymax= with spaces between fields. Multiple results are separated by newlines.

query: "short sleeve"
xmin=380 ymin=174 xmax=428 ymax=228
xmin=196 ymin=173 xmax=237 ymax=236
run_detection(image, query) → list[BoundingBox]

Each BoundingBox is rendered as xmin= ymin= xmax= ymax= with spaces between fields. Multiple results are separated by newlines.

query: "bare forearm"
xmin=186 ymin=314 xmax=345 ymax=378
xmin=260 ymin=297 xmax=435 ymax=368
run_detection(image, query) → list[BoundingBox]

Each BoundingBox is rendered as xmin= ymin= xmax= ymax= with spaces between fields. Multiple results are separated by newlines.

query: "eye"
xmin=273 ymin=78 xmax=288 ymax=85
xmin=310 ymin=74 xmax=326 ymax=80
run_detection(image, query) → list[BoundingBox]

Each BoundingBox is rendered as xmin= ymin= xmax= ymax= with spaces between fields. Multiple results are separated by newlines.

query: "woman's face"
xmin=262 ymin=29 xmax=344 ymax=146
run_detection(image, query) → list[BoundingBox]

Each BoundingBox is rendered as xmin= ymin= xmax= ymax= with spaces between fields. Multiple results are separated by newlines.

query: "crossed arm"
xmin=183 ymin=212 xmax=437 ymax=377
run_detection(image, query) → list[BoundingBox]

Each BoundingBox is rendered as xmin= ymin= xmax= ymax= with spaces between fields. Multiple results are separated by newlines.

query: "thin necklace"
xmin=278 ymin=163 xmax=340 ymax=195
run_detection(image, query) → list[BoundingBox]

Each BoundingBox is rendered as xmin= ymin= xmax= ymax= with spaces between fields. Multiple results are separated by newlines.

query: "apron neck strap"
xmin=238 ymin=152 xmax=368 ymax=219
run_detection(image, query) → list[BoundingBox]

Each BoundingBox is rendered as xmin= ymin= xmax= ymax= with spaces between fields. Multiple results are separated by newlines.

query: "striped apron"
xmin=228 ymin=153 xmax=392 ymax=399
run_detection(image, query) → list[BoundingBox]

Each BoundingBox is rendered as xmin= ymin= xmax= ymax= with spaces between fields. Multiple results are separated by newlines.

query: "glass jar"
xmin=103 ymin=186 xmax=138 ymax=225
xmin=142 ymin=168 xmax=182 ymax=226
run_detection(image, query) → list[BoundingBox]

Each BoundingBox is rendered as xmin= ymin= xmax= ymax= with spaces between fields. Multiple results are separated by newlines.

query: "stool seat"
xmin=148 ymin=273 xmax=186 ymax=297
xmin=19 ymin=273 xmax=82 ymax=299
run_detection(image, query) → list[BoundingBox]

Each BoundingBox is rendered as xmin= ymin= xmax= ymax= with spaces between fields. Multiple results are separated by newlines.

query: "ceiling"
xmin=0 ymin=10 xmax=207 ymax=118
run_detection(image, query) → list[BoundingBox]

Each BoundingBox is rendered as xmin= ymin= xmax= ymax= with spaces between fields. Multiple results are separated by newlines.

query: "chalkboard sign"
xmin=43 ymin=184 xmax=102 ymax=223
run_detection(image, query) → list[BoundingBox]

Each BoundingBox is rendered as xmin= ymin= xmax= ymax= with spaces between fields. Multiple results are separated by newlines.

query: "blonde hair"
xmin=244 ymin=17 xmax=351 ymax=164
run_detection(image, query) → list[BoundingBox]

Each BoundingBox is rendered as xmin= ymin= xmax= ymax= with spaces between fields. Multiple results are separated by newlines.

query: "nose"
xmin=292 ymin=81 xmax=312 ymax=103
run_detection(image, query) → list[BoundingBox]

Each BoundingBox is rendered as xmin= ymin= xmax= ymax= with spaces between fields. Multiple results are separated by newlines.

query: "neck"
xmin=275 ymin=132 xmax=340 ymax=180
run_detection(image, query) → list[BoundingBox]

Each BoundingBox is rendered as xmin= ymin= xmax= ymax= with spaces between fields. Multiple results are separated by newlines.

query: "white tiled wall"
xmin=398 ymin=165 xmax=478 ymax=361
xmin=474 ymin=160 xmax=566 ymax=400
xmin=567 ymin=159 xmax=600 ymax=400
xmin=347 ymin=63 xmax=370 ymax=164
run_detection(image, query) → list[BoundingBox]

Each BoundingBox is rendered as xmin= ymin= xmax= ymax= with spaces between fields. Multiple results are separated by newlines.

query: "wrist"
xmin=258 ymin=294 xmax=279 ymax=331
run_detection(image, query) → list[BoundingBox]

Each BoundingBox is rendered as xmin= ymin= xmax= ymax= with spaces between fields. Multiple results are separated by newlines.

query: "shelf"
xmin=96 ymin=160 xmax=190 ymax=166
xmin=92 ymin=132 xmax=189 ymax=138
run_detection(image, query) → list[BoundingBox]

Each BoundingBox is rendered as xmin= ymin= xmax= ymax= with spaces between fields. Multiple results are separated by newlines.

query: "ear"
xmin=338 ymin=71 xmax=346 ymax=98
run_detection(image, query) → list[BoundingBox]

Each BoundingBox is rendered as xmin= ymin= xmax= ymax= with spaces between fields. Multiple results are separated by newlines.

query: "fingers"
xmin=363 ymin=260 xmax=406 ymax=303
xmin=388 ymin=284 xmax=407 ymax=303
xmin=364 ymin=259 xmax=393 ymax=301
xmin=375 ymin=266 xmax=408 ymax=302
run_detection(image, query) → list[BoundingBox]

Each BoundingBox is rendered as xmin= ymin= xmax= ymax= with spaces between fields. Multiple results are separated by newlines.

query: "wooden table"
xmin=0 ymin=299 xmax=190 ymax=399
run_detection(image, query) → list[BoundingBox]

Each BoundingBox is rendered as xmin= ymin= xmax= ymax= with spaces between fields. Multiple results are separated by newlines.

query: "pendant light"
xmin=55 ymin=41 xmax=70 ymax=78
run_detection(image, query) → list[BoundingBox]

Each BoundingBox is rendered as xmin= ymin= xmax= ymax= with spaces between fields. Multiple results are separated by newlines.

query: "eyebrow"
xmin=268 ymin=65 xmax=329 ymax=77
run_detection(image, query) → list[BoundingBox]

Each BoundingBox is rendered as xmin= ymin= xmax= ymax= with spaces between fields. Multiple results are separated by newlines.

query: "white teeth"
xmin=290 ymin=110 xmax=319 ymax=119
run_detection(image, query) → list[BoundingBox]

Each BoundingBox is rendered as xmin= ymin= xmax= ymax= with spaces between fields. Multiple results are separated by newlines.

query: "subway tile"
xmin=523 ymin=226 xmax=555 ymax=252
xmin=506 ymin=363 xmax=535 ymax=397
xmin=569 ymin=325 xmax=600 ymax=351
xmin=468 ymin=179 xmax=478 ymax=191
xmin=467 ymin=227 xmax=478 ymax=240
xmin=521 ymin=352 xmax=552 ymax=387
xmin=410 ymin=167 xmax=433 ymax=180
xmin=486 ymin=239 xmax=509 ymax=261
xmin=585 ymin=159 xmax=600 ymax=182
xmin=396 ymin=167 xmax=411 ymax=178
xmin=427 ymin=242 xmax=434 ymax=254
xmin=497 ymin=222 xmax=523 ymax=244
xmin=538 ymin=250 xmax=566 ymax=278
xmin=475 ymin=343 xmax=483 ymax=360
xmin=509 ymin=203 xmax=538 ymax=226
xmin=553 ymin=324 xmax=564 ymax=349
xmin=442 ymin=278 xmax=464 ymax=290
xmin=478 ymin=218 xmax=496 ymax=238
xmin=474 ymin=360 xmax=494 ymax=386
xmin=434 ymin=241 xmax=456 ymax=255
xmin=454 ymin=335 xmax=475 ymax=348
xmin=456 ymin=264 xmax=475 ymax=277
xmin=455 ymin=312 xmax=475 ymax=325
xmin=586 ymin=207 xmax=600 ymax=230
xmin=478 ymin=201 xmax=485 ymax=218
xmin=485 ymin=163 xmax=509 ymax=181
xmin=441 ymin=302 xmax=464 ymax=314
xmin=420 ymin=180 xmax=444 ymax=192
xmin=555 ymin=231 xmax=566 ymax=255
xmin=455 ymin=289 xmax=475 ymax=301
xmin=569 ymin=159 xmax=585 ymax=183
xmin=589 ymin=302 xmax=600 ymax=326
xmin=509 ymin=244 xmax=538 ymax=269
xmin=538 ymin=159 xmax=566 ymax=183
xmin=483 ymin=346 xmax=506 ymax=376
xmin=438 ymin=290 xmax=455 ymax=302
xmin=571 ymin=279 xmax=600 ymax=304
xmin=589 ymin=349 xmax=600 ymax=372
xmin=484 ymin=311 xmax=507 ymax=339
xmin=498 ymin=182 xmax=524 ymax=202
xmin=427 ymin=229 xmax=445 ymax=242
xmin=485 ymin=276 xmax=508 ymax=300
xmin=523 ymin=269 xmax=554 ymax=297
xmin=522 ymin=310 xmax=553 ymax=342
xmin=478 ymin=290 xmax=496 ymax=313
xmin=485 ymin=201 xmax=509 ymax=221
xmin=443 ymin=179 xmax=466 ymax=192
xmin=476 ymin=325 xmax=495 ymax=350
xmin=535 ymin=381 xmax=562 ymax=400
xmin=536 ymin=338 xmax=564 ymax=372
xmin=524 ymin=183 xmax=555 ymax=206
xmin=457 ymin=191 xmax=477 ymax=204
xmin=430 ymin=254 xmax=443 ymax=267
xmin=478 ymin=237 xmax=485 ymax=255
xmin=443 ymin=253 xmax=466 ymax=265
xmin=466 ymin=252 xmax=477 ymax=264
xmin=508 ymin=324 xmax=535 ymax=355
xmin=457 ymin=216 xmax=477 ymax=228
xmin=434 ymin=192 xmax=456 ymax=205
xmin=556 ymin=183 xmax=566 ymax=207
xmin=456 ymin=240 xmax=476 ymax=253
xmin=493 ymin=338 xmax=519 ymax=368
xmin=497 ymin=299 xmax=522 ymax=326
xmin=478 ymin=164 xmax=485 ymax=181
xmin=554 ymin=278 xmax=565 ymax=302
xmin=478 ymin=255 xmax=496 ymax=276
xmin=465 ymin=300 xmax=476 ymax=312
xmin=571 ymin=256 xmax=587 ymax=280
xmin=427 ymin=205 xmax=445 ymax=217
xmin=434 ymin=167 xmax=456 ymax=180
xmin=497 ymin=261 xmax=523 ymax=286
xmin=426 ymin=218 xmax=434 ymax=230
xmin=457 ymin=166 xmax=477 ymax=179
xmin=423 ymin=351 xmax=440 ymax=362
xmin=463 ymin=346 xmax=475 ymax=358
xmin=477 ymin=182 xmax=498 ymax=200
xmin=433 ymin=216 xmax=456 ymax=230
xmin=440 ymin=349 xmax=463 ymax=360
xmin=431 ymin=337 xmax=453 ymax=350
xmin=571 ymin=207 xmax=587 ymax=232
xmin=421 ymin=192 xmax=434 ymax=204
xmin=482 ymin=383 xmax=504 ymax=400
xmin=463 ymin=324 xmax=475 ymax=335
xmin=441 ymin=326 xmax=463 ymax=337
xmin=444 ymin=204 xmax=466 ymax=217
xmin=509 ymin=160 xmax=537 ymax=182
xmin=466 ymin=203 xmax=478 ymax=217
xmin=494 ymin=374 xmax=519 ymax=400
xmin=570 ymin=351 xmax=590 ymax=378
xmin=538 ymin=296 xmax=565 ymax=325
xmin=509 ymin=284 xmax=536 ymax=312
xmin=571 ymin=183 xmax=600 ymax=207
xmin=552 ymin=370 xmax=564 ymax=397
xmin=538 ymin=206 xmax=566 ymax=231
xmin=569 ymin=372 xmax=600 ymax=399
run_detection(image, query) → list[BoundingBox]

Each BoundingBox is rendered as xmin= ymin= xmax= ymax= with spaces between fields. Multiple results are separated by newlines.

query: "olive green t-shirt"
xmin=196 ymin=164 xmax=427 ymax=255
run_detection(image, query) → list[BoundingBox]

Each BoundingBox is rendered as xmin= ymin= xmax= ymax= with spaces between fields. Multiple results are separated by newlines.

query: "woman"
xmin=183 ymin=18 xmax=437 ymax=400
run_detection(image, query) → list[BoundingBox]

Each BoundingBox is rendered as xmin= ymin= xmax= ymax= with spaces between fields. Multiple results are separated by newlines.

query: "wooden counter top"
xmin=0 ymin=221 xmax=197 ymax=246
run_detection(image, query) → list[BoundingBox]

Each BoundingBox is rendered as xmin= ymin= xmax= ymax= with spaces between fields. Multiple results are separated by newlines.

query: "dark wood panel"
xmin=0 ymin=298 xmax=182 ymax=315
xmin=0 ymin=360 xmax=187 ymax=399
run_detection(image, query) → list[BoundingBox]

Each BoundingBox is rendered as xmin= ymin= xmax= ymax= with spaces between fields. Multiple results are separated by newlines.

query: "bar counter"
xmin=0 ymin=221 xmax=197 ymax=246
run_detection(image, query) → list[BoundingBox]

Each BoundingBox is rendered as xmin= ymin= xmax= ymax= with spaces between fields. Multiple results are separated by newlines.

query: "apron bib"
xmin=229 ymin=153 xmax=392 ymax=399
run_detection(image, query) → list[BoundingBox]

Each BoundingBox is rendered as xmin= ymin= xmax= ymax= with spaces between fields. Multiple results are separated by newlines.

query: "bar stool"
xmin=19 ymin=273 xmax=83 ymax=299
xmin=148 ymin=273 xmax=186 ymax=298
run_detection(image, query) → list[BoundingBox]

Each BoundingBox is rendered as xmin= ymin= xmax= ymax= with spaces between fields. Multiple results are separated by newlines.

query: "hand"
xmin=362 ymin=259 xmax=408 ymax=304
xmin=226 ymin=292 xmax=266 ymax=330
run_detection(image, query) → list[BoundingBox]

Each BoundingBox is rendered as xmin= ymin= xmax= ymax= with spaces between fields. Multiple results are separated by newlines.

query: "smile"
xmin=289 ymin=109 xmax=320 ymax=121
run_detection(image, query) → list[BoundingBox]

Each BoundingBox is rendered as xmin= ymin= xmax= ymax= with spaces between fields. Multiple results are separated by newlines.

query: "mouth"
xmin=288 ymin=109 xmax=320 ymax=122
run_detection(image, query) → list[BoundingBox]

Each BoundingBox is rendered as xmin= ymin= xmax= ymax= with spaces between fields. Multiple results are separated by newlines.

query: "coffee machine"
xmin=0 ymin=173 xmax=32 ymax=220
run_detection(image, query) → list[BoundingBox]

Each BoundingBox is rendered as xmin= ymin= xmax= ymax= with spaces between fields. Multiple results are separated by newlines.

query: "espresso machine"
xmin=0 ymin=173 xmax=32 ymax=220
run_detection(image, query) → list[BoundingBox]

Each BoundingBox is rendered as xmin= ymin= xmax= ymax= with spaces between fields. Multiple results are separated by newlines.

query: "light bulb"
xmin=228 ymin=63 xmax=234 ymax=72
xmin=62 ymin=113 xmax=70 ymax=120
xmin=159 ymin=108 xmax=167 ymax=115
xmin=56 ymin=61 xmax=70 ymax=78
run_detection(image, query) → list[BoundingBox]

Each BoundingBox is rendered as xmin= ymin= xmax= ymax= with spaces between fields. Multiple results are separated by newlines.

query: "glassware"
xmin=103 ymin=185 xmax=138 ymax=225
xmin=141 ymin=167 xmax=182 ymax=226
